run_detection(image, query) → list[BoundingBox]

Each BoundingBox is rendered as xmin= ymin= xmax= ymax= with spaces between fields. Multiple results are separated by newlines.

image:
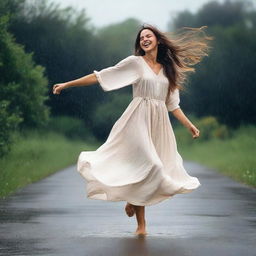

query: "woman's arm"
xmin=52 ymin=73 xmax=98 ymax=95
xmin=171 ymin=108 xmax=200 ymax=139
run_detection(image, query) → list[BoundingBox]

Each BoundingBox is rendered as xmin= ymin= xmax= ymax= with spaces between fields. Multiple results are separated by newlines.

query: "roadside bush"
xmin=91 ymin=93 xmax=132 ymax=140
xmin=0 ymin=100 xmax=22 ymax=156
xmin=47 ymin=115 xmax=95 ymax=142
xmin=0 ymin=12 xmax=49 ymax=157
xmin=195 ymin=116 xmax=230 ymax=140
xmin=174 ymin=115 xmax=231 ymax=145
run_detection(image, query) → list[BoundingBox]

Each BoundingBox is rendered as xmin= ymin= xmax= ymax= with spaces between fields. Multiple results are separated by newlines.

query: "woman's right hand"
xmin=52 ymin=83 xmax=68 ymax=95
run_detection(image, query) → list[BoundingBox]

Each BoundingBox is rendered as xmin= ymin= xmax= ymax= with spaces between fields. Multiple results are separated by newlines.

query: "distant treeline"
xmin=169 ymin=0 xmax=256 ymax=128
xmin=1 ymin=0 xmax=256 ymax=156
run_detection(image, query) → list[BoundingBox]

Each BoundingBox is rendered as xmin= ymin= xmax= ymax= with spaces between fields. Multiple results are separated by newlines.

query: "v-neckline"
xmin=140 ymin=56 xmax=163 ymax=76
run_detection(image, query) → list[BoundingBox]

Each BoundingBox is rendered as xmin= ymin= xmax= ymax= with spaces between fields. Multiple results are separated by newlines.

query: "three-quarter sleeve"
xmin=94 ymin=55 xmax=141 ymax=92
xmin=166 ymin=88 xmax=181 ymax=112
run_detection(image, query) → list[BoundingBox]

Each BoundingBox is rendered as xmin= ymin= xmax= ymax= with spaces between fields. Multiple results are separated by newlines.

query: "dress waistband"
xmin=133 ymin=96 xmax=165 ymax=102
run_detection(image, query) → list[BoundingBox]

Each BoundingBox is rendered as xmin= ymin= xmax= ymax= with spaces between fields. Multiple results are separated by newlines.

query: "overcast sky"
xmin=53 ymin=0 xmax=225 ymax=31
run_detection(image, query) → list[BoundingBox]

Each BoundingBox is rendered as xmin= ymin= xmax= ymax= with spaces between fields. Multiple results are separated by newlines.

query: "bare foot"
xmin=125 ymin=203 xmax=135 ymax=217
xmin=135 ymin=227 xmax=148 ymax=236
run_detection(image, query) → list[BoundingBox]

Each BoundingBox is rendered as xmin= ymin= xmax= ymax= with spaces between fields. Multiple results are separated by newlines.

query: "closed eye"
xmin=140 ymin=34 xmax=152 ymax=41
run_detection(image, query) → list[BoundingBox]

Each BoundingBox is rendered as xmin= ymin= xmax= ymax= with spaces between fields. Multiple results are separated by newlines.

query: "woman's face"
xmin=139 ymin=29 xmax=158 ymax=53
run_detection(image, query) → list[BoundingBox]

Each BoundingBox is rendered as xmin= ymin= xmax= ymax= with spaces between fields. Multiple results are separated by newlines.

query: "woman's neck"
xmin=144 ymin=50 xmax=158 ymax=64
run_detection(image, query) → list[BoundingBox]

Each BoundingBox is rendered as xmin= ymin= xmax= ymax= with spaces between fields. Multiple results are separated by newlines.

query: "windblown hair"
xmin=134 ymin=24 xmax=213 ymax=101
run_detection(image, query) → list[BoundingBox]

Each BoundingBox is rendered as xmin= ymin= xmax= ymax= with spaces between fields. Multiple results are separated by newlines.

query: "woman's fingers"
xmin=191 ymin=126 xmax=200 ymax=139
xmin=53 ymin=84 xmax=57 ymax=94
xmin=53 ymin=84 xmax=61 ymax=94
xmin=53 ymin=83 xmax=67 ymax=94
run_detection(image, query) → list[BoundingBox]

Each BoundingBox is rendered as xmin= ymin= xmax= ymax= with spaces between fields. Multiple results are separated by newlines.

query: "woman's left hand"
xmin=188 ymin=124 xmax=200 ymax=139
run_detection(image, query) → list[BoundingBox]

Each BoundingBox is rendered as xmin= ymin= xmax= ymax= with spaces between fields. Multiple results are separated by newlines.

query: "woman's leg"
xmin=134 ymin=205 xmax=147 ymax=235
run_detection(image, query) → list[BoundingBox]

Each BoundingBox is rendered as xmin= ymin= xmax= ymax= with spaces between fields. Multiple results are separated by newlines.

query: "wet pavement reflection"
xmin=0 ymin=162 xmax=255 ymax=256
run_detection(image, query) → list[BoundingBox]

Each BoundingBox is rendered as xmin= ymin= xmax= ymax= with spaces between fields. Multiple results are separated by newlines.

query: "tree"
xmin=9 ymin=1 xmax=103 ymax=126
xmin=0 ymin=2 xmax=49 ymax=156
xmin=171 ymin=0 xmax=252 ymax=28
xmin=186 ymin=24 xmax=256 ymax=127
xmin=168 ymin=0 xmax=256 ymax=127
xmin=95 ymin=18 xmax=141 ymax=66
xmin=9 ymin=1 xmax=143 ymax=139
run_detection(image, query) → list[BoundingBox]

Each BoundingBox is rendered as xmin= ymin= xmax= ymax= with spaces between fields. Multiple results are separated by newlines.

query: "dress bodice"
xmin=94 ymin=55 xmax=180 ymax=112
xmin=132 ymin=56 xmax=170 ymax=102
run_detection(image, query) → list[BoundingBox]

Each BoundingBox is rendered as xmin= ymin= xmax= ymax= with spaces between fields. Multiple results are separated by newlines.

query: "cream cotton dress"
xmin=77 ymin=55 xmax=201 ymax=206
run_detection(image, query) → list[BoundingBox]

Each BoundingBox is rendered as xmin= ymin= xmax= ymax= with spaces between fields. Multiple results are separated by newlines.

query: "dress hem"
xmin=85 ymin=181 xmax=201 ymax=207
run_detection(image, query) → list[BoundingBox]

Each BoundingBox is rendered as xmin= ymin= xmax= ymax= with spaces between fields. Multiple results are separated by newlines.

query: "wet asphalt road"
xmin=0 ymin=161 xmax=256 ymax=256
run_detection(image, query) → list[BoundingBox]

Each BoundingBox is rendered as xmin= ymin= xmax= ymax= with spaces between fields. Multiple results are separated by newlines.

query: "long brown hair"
xmin=134 ymin=24 xmax=213 ymax=101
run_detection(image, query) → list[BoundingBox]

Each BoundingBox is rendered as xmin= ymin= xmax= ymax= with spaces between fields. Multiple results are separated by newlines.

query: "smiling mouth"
xmin=143 ymin=42 xmax=151 ymax=47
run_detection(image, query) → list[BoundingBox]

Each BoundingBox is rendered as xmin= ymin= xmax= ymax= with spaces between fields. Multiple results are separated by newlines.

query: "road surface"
xmin=0 ymin=161 xmax=255 ymax=256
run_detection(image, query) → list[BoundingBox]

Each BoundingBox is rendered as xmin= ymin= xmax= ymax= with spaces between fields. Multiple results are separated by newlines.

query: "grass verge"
xmin=176 ymin=125 xmax=256 ymax=188
xmin=0 ymin=131 xmax=100 ymax=198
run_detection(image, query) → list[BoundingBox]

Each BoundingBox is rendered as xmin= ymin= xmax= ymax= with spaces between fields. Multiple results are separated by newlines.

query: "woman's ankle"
xmin=137 ymin=220 xmax=146 ymax=227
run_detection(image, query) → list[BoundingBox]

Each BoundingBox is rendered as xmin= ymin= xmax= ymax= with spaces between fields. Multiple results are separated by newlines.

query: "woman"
xmin=53 ymin=24 xmax=212 ymax=236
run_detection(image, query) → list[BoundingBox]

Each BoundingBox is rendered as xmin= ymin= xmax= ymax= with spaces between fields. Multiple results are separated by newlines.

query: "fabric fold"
xmin=77 ymin=55 xmax=201 ymax=206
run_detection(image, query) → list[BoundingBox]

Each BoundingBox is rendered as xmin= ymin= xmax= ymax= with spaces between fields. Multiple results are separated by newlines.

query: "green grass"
xmin=175 ymin=125 xmax=256 ymax=188
xmin=1 ymin=124 xmax=255 ymax=199
xmin=0 ymin=131 xmax=100 ymax=198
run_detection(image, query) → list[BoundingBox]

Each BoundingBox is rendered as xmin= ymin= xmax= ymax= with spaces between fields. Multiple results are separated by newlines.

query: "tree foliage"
xmin=4 ymin=0 xmax=255 ymax=148
xmin=95 ymin=18 xmax=141 ymax=66
xmin=0 ymin=2 xmax=49 ymax=156
xmin=9 ymin=1 xmax=141 ymax=137
xmin=92 ymin=93 xmax=132 ymax=140
xmin=171 ymin=0 xmax=253 ymax=29
xmin=9 ymin=1 xmax=100 ymax=123
xmin=168 ymin=0 xmax=256 ymax=127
